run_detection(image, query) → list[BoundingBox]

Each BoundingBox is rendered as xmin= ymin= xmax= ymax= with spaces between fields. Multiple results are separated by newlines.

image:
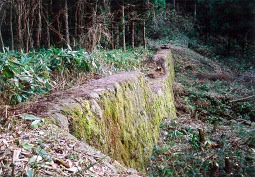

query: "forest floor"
xmin=148 ymin=45 xmax=255 ymax=176
xmin=1 ymin=45 xmax=254 ymax=177
xmin=0 ymin=114 xmax=145 ymax=176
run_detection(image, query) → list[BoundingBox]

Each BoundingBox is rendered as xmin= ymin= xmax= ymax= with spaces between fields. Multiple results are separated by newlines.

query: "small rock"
xmin=162 ymin=131 xmax=168 ymax=136
xmin=51 ymin=113 xmax=69 ymax=131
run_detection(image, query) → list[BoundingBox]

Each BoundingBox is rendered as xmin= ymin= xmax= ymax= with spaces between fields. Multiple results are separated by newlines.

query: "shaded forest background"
xmin=0 ymin=0 xmax=254 ymax=55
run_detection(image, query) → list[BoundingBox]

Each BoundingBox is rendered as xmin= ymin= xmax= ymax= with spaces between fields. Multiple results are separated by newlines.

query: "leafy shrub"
xmin=0 ymin=47 xmax=151 ymax=105
xmin=0 ymin=48 xmax=96 ymax=105
xmin=92 ymin=47 xmax=151 ymax=72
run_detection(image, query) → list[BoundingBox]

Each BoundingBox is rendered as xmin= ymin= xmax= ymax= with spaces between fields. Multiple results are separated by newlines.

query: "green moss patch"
xmin=59 ymin=50 xmax=176 ymax=171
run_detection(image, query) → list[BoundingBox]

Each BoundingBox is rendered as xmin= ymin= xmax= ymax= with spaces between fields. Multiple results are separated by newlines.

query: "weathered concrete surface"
xmin=6 ymin=49 xmax=176 ymax=172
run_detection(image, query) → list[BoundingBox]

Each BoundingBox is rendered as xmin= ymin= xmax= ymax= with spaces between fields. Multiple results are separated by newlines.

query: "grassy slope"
xmin=148 ymin=45 xmax=255 ymax=177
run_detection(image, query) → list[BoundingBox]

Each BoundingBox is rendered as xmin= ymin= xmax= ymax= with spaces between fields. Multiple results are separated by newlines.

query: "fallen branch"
xmin=229 ymin=95 xmax=255 ymax=103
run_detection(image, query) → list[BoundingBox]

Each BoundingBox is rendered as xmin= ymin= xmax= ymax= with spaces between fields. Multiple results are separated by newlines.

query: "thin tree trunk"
xmin=10 ymin=1 xmax=14 ymax=50
xmin=29 ymin=2 xmax=35 ymax=50
xmin=79 ymin=2 xmax=84 ymax=37
xmin=116 ymin=25 xmax=119 ymax=49
xmin=45 ymin=4 xmax=51 ymax=48
xmin=0 ymin=31 xmax=3 ymax=52
xmin=205 ymin=0 xmax=209 ymax=42
xmin=23 ymin=2 xmax=33 ymax=53
xmin=23 ymin=3 xmax=28 ymax=52
xmin=17 ymin=13 xmax=22 ymax=51
xmin=194 ymin=1 xmax=197 ymax=19
xmin=122 ymin=5 xmax=126 ymax=51
xmin=25 ymin=20 xmax=30 ymax=52
xmin=129 ymin=4 xmax=135 ymax=48
xmin=74 ymin=2 xmax=80 ymax=38
xmin=173 ymin=0 xmax=176 ymax=9
xmin=0 ymin=10 xmax=6 ymax=52
xmin=14 ymin=1 xmax=23 ymax=51
xmin=36 ymin=0 xmax=42 ymax=48
xmin=111 ymin=22 xmax=115 ymax=49
xmin=143 ymin=20 xmax=146 ymax=49
xmin=65 ymin=0 xmax=70 ymax=47
xmin=131 ymin=20 xmax=135 ymax=48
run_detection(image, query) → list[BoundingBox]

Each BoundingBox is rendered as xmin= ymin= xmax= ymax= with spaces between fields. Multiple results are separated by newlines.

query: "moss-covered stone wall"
xmin=58 ymin=49 xmax=176 ymax=171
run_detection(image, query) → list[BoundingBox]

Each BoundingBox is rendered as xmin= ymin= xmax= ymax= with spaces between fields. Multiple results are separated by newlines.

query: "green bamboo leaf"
xmin=26 ymin=169 xmax=34 ymax=177
xmin=2 ymin=66 xmax=14 ymax=78
xmin=22 ymin=142 xmax=33 ymax=150
xmin=20 ymin=114 xmax=41 ymax=121
xmin=31 ymin=119 xmax=41 ymax=128
xmin=17 ymin=95 xmax=23 ymax=103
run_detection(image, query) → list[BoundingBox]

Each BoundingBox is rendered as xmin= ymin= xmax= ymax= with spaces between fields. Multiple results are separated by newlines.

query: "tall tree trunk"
xmin=29 ymin=1 xmax=35 ymax=50
xmin=0 ymin=30 xmax=3 ymax=52
xmin=65 ymin=0 xmax=70 ymax=47
xmin=74 ymin=4 xmax=78 ymax=38
xmin=111 ymin=22 xmax=115 ymax=49
xmin=129 ymin=4 xmax=135 ymax=48
xmin=36 ymin=0 xmax=42 ymax=48
xmin=173 ymin=0 xmax=176 ymax=9
xmin=122 ymin=5 xmax=126 ymax=51
xmin=116 ymin=25 xmax=119 ymax=49
xmin=0 ymin=9 xmax=6 ymax=52
xmin=205 ymin=0 xmax=209 ymax=42
xmin=130 ymin=4 xmax=135 ymax=48
xmin=17 ymin=13 xmax=22 ymax=51
xmin=79 ymin=2 xmax=84 ymax=38
xmin=45 ymin=6 xmax=51 ymax=48
xmin=45 ymin=0 xmax=51 ymax=48
xmin=194 ymin=1 xmax=197 ymax=19
xmin=10 ymin=1 xmax=14 ymax=50
xmin=143 ymin=20 xmax=146 ymax=49
xmin=25 ymin=20 xmax=30 ymax=52
xmin=75 ymin=1 xmax=84 ymax=39
xmin=131 ymin=20 xmax=135 ymax=48
xmin=14 ymin=1 xmax=23 ymax=51
xmin=23 ymin=2 xmax=33 ymax=53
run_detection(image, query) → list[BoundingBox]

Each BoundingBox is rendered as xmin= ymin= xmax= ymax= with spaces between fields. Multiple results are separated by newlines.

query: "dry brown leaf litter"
xmin=0 ymin=117 xmax=145 ymax=176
